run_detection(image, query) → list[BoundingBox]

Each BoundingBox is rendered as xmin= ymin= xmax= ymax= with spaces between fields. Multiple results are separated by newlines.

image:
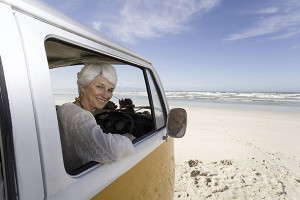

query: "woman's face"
xmin=80 ymin=75 xmax=114 ymax=114
xmin=174 ymin=110 xmax=186 ymax=125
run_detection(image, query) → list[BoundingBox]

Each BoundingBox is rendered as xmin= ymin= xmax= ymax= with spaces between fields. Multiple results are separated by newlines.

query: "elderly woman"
xmin=57 ymin=62 xmax=135 ymax=173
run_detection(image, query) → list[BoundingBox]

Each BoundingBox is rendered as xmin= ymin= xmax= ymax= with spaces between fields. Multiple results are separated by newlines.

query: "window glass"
xmin=50 ymin=65 xmax=151 ymax=116
xmin=146 ymin=70 xmax=166 ymax=129
xmin=0 ymin=56 xmax=15 ymax=199
xmin=0 ymin=57 xmax=8 ymax=200
xmin=0 ymin=151 xmax=5 ymax=200
xmin=0 ymin=56 xmax=5 ymax=199
xmin=50 ymin=65 xmax=81 ymax=105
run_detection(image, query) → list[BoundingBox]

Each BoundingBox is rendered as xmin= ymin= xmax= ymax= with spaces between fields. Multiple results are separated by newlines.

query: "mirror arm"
xmin=163 ymin=135 xmax=168 ymax=142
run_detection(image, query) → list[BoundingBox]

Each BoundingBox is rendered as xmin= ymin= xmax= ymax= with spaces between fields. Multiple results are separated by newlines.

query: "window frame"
xmin=46 ymin=38 xmax=168 ymax=175
xmin=0 ymin=56 xmax=18 ymax=200
xmin=143 ymin=68 xmax=167 ymax=131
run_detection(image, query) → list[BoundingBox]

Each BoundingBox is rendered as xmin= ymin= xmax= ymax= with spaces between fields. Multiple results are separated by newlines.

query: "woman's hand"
xmin=123 ymin=133 xmax=136 ymax=142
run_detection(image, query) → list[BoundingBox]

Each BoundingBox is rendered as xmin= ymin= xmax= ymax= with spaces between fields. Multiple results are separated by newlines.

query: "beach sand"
xmin=172 ymin=105 xmax=300 ymax=199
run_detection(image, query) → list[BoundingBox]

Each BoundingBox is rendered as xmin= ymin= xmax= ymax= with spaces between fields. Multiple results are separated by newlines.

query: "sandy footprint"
xmin=174 ymin=158 xmax=300 ymax=199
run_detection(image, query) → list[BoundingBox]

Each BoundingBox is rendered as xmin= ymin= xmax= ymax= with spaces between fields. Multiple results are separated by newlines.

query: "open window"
xmin=46 ymin=39 xmax=167 ymax=174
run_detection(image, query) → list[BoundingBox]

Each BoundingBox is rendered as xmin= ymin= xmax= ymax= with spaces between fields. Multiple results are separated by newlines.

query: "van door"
xmin=14 ymin=7 xmax=172 ymax=199
xmin=0 ymin=3 xmax=44 ymax=199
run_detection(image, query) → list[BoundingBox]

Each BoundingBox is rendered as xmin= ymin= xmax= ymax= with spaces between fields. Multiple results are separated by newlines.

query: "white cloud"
xmin=270 ymin=29 xmax=300 ymax=40
xmin=241 ymin=6 xmax=279 ymax=15
xmin=223 ymin=0 xmax=300 ymax=42
xmin=255 ymin=7 xmax=279 ymax=14
xmin=92 ymin=21 xmax=102 ymax=31
xmin=291 ymin=44 xmax=300 ymax=49
xmin=92 ymin=0 xmax=222 ymax=44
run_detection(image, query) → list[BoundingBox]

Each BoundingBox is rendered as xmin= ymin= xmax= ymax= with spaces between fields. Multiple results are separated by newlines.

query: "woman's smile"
xmin=80 ymin=75 xmax=114 ymax=115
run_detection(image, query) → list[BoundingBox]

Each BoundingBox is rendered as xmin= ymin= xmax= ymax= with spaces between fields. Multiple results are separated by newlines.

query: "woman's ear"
xmin=79 ymin=85 xmax=85 ymax=94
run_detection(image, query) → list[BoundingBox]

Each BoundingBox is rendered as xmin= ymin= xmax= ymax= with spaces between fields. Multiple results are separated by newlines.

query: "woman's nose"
xmin=102 ymin=90 xmax=110 ymax=99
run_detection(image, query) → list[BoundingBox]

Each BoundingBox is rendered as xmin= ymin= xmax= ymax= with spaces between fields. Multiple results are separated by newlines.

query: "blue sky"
xmin=43 ymin=0 xmax=300 ymax=92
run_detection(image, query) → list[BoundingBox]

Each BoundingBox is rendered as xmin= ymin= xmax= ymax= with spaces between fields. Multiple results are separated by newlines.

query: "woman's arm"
xmin=70 ymin=111 xmax=134 ymax=164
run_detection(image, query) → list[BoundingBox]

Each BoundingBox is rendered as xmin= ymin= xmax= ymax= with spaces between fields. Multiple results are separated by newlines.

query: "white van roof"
xmin=2 ymin=0 xmax=152 ymax=64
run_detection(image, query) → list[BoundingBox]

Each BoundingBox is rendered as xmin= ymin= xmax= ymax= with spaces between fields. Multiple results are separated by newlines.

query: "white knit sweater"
xmin=57 ymin=103 xmax=134 ymax=172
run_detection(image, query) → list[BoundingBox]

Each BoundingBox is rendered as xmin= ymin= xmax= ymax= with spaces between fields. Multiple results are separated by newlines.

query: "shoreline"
xmin=168 ymin=99 xmax=300 ymax=113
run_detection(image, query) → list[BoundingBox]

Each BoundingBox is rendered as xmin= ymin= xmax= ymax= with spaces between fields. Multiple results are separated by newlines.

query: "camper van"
xmin=0 ymin=0 xmax=187 ymax=199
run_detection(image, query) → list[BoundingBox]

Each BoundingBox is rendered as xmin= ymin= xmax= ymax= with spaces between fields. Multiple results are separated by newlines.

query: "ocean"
xmin=53 ymin=90 xmax=300 ymax=113
xmin=165 ymin=91 xmax=300 ymax=113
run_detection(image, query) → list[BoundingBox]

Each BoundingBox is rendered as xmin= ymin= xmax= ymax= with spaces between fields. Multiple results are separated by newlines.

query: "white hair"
xmin=77 ymin=62 xmax=117 ymax=95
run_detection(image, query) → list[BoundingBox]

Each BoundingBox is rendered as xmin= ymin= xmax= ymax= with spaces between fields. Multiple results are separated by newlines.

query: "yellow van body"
xmin=93 ymin=139 xmax=175 ymax=200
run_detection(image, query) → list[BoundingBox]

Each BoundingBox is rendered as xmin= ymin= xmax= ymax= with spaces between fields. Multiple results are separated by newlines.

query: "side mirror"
xmin=167 ymin=108 xmax=187 ymax=138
